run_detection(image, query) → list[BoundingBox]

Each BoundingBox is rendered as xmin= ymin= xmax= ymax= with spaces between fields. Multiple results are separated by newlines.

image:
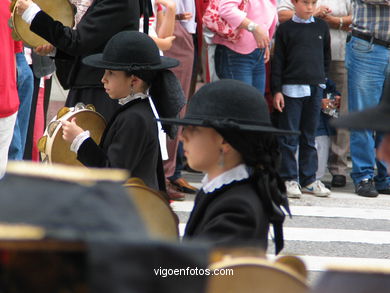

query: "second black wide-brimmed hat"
xmin=158 ymin=79 xmax=299 ymax=135
xmin=332 ymin=77 xmax=390 ymax=132
xmin=83 ymin=31 xmax=179 ymax=71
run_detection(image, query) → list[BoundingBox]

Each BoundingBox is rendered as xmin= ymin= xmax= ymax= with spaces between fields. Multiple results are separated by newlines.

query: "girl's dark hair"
xmin=125 ymin=70 xmax=157 ymax=86
xmin=216 ymin=129 xmax=290 ymax=254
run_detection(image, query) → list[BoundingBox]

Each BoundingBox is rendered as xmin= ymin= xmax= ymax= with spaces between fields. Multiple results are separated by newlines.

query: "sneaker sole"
xmin=302 ymin=190 xmax=330 ymax=197
xmin=287 ymin=192 xmax=302 ymax=199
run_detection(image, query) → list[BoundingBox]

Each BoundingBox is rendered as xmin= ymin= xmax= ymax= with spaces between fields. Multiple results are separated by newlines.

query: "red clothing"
xmin=0 ymin=2 xmax=19 ymax=118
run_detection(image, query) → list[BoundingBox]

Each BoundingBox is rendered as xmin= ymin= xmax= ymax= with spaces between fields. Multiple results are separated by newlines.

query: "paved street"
xmin=48 ymin=75 xmax=390 ymax=285
xmin=175 ymin=171 xmax=390 ymax=284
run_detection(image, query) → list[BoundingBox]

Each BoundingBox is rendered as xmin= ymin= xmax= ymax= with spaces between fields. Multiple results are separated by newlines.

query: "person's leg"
xmin=252 ymin=48 xmax=266 ymax=94
xmin=328 ymin=61 xmax=349 ymax=184
xmin=214 ymin=45 xmax=253 ymax=85
xmin=315 ymin=135 xmax=330 ymax=180
xmin=9 ymin=53 xmax=34 ymax=160
xmin=346 ymin=37 xmax=389 ymax=188
xmin=298 ymin=87 xmax=322 ymax=187
xmin=375 ymin=131 xmax=390 ymax=192
xmin=277 ymin=96 xmax=303 ymax=182
xmin=0 ymin=112 xmax=18 ymax=178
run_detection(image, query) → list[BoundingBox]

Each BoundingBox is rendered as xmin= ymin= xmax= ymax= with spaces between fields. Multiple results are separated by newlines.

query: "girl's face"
xmin=180 ymin=126 xmax=224 ymax=174
xmin=101 ymin=70 xmax=132 ymax=99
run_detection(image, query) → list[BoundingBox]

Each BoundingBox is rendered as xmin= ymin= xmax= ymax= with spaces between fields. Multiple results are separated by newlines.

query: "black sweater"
xmin=271 ymin=18 xmax=331 ymax=95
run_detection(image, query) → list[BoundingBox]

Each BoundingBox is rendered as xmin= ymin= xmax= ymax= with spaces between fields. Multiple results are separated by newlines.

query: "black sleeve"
xmin=271 ymin=25 xmax=286 ymax=95
xmin=30 ymin=0 xmax=140 ymax=56
xmin=77 ymin=112 xmax=150 ymax=171
xmin=323 ymin=23 xmax=331 ymax=77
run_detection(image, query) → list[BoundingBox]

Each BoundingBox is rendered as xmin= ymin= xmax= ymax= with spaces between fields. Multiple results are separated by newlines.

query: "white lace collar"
xmin=201 ymin=164 xmax=249 ymax=194
xmin=118 ymin=93 xmax=149 ymax=105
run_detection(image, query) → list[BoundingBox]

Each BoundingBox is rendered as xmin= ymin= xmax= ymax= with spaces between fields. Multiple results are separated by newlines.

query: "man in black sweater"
xmin=271 ymin=0 xmax=331 ymax=199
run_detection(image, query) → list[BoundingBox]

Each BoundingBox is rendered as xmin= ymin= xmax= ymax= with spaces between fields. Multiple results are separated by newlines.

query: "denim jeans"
xmin=214 ymin=44 xmax=266 ymax=94
xmin=345 ymin=36 xmax=390 ymax=189
xmin=8 ymin=53 xmax=34 ymax=160
xmin=277 ymin=86 xmax=323 ymax=187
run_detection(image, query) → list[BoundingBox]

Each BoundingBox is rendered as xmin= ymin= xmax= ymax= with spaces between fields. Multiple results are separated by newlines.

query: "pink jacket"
xmin=213 ymin=0 xmax=278 ymax=54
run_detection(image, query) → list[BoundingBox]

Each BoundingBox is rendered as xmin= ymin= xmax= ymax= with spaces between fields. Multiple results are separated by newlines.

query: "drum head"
xmin=51 ymin=111 xmax=106 ymax=166
xmin=12 ymin=0 xmax=74 ymax=48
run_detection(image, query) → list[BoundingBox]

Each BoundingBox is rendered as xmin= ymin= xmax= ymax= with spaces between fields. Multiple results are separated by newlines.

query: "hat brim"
xmin=82 ymin=53 xmax=179 ymax=71
xmin=331 ymin=106 xmax=390 ymax=132
xmin=157 ymin=118 xmax=300 ymax=135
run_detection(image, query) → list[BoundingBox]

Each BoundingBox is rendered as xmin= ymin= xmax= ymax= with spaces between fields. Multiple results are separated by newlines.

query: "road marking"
xmin=172 ymin=201 xmax=390 ymax=220
xmin=178 ymin=224 xmax=390 ymax=244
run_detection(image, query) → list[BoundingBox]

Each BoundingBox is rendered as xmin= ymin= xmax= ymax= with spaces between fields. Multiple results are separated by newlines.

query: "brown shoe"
xmin=170 ymin=177 xmax=199 ymax=194
xmin=166 ymin=181 xmax=185 ymax=201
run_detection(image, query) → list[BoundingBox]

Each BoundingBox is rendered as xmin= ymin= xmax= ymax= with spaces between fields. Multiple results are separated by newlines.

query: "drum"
xmin=38 ymin=103 xmax=106 ymax=166
xmin=206 ymin=255 xmax=308 ymax=293
xmin=124 ymin=178 xmax=179 ymax=241
xmin=11 ymin=0 xmax=75 ymax=48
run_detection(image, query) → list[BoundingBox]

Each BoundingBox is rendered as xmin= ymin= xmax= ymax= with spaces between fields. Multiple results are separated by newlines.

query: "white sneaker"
xmin=302 ymin=180 xmax=331 ymax=197
xmin=285 ymin=180 xmax=302 ymax=198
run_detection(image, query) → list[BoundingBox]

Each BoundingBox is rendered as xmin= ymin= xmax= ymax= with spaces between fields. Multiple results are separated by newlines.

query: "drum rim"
xmin=12 ymin=0 xmax=75 ymax=48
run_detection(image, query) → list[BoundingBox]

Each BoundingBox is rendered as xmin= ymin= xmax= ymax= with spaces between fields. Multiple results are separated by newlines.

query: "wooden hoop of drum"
xmin=124 ymin=178 xmax=179 ymax=241
xmin=38 ymin=103 xmax=106 ymax=166
xmin=11 ymin=0 xmax=75 ymax=48
xmin=206 ymin=256 xmax=308 ymax=293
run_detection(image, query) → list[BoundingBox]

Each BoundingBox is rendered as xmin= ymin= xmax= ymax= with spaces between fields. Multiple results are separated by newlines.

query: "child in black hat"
xmin=159 ymin=79 xmax=297 ymax=253
xmin=61 ymin=31 xmax=184 ymax=191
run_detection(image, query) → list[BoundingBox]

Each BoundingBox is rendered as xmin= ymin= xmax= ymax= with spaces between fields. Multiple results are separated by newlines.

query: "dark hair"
xmin=215 ymin=129 xmax=290 ymax=254
xmin=125 ymin=70 xmax=157 ymax=86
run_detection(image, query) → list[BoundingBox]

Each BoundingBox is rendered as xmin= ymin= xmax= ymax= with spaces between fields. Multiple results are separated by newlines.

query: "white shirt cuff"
xmin=70 ymin=130 xmax=90 ymax=153
xmin=22 ymin=2 xmax=41 ymax=25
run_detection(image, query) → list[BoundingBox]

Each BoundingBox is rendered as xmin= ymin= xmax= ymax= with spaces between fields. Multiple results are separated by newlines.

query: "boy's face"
xmin=101 ymin=70 xmax=132 ymax=99
xmin=180 ymin=126 xmax=223 ymax=174
xmin=293 ymin=0 xmax=317 ymax=20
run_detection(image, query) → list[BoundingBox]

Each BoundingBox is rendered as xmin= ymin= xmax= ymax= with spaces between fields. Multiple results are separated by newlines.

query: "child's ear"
xmin=221 ymin=139 xmax=233 ymax=154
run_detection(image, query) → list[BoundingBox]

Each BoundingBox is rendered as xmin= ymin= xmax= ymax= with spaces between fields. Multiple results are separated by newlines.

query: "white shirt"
xmin=202 ymin=164 xmax=249 ymax=194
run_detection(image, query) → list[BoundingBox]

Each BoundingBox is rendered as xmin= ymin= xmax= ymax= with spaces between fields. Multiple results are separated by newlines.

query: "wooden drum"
xmin=38 ymin=103 xmax=106 ymax=166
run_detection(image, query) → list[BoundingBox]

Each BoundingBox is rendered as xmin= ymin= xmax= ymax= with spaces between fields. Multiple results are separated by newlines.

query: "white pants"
xmin=0 ymin=112 xmax=18 ymax=179
xmin=315 ymin=135 xmax=330 ymax=180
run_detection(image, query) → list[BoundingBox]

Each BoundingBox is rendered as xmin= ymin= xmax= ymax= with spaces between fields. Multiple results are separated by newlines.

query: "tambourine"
xmin=38 ymin=103 xmax=106 ymax=166
xmin=11 ymin=0 xmax=75 ymax=47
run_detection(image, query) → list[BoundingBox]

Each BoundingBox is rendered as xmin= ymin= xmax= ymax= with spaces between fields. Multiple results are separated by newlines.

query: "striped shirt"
xmin=352 ymin=0 xmax=390 ymax=42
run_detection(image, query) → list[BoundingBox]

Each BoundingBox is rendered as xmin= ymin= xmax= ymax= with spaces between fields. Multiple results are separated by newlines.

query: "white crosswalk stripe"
xmin=171 ymin=187 xmax=390 ymax=279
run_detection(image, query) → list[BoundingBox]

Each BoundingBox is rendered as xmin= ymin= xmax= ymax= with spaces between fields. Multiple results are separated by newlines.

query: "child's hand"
xmin=152 ymin=35 xmax=176 ymax=51
xmin=34 ymin=44 xmax=55 ymax=56
xmin=61 ymin=117 xmax=84 ymax=143
xmin=273 ymin=92 xmax=285 ymax=112
xmin=15 ymin=0 xmax=33 ymax=15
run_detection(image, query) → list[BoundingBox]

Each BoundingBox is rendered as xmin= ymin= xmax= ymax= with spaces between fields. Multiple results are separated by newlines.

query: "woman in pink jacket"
xmin=214 ymin=0 xmax=277 ymax=94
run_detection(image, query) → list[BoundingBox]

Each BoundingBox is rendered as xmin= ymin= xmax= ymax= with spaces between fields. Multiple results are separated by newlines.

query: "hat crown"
xmin=102 ymin=31 xmax=161 ymax=67
xmin=186 ymin=80 xmax=271 ymax=127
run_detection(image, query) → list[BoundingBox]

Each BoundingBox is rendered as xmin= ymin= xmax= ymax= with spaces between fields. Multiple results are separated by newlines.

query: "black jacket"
xmin=77 ymin=98 xmax=161 ymax=190
xmin=30 ymin=0 xmax=140 ymax=88
xmin=184 ymin=179 xmax=269 ymax=248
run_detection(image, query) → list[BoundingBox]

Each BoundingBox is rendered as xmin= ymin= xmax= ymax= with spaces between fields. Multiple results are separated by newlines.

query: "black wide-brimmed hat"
xmin=332 ymin=77 xmax=390 ymax=132
xmin=158 ymin=79 xmax=299 ymax=135
xmin=83 ymin=31 xmax=179 ymax=71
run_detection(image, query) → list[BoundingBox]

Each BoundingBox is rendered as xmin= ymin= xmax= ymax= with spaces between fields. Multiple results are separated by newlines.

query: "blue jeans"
xmin=9 ymin=53 xmax=34 ymax=160
xmin=214 ymin=44 xmax=266 ymax=94
xmin=345 ymin=36 xmax=390 ymax=189
xmin=277 ymin=86 xmax=323 ymax=186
